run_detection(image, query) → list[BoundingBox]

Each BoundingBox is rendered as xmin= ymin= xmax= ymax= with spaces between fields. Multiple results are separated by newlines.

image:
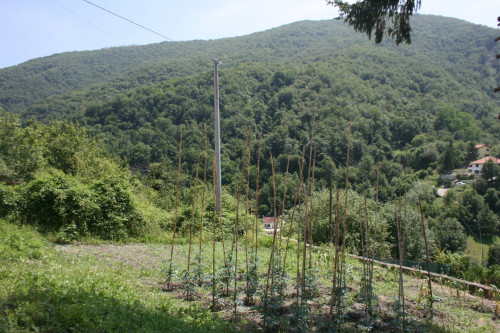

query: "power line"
xmin=53 ymin=0 xmax=123 ymax=44
xmin=82 ymin=0 xmax=178 ymax=43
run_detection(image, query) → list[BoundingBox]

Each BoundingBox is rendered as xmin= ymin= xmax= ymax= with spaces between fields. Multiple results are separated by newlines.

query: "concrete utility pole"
xmin=214 ymin=58 xmax=222 ymax=211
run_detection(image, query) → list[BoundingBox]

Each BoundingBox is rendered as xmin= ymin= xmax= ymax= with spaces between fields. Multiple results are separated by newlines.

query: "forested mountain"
xmin=1 ymin=15 xmax=498 ymax=117
xmin=1 ymin=14 xmax=500 ymax=211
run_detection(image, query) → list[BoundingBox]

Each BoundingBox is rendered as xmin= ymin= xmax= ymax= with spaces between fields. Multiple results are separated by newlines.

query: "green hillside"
xmin=1 ymin=15 xmax=498 ymax=119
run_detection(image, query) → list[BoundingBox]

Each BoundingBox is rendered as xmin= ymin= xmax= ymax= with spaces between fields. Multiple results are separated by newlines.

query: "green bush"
xmin=487 ymin=243 xmax=500 ymax=267
xmin=17 ymin=171 xmax=146 ymax=240
xmin=89 ymin=176 xmax=144 ymax=239
xmin=18 ymin=171 xmax=95 ymax=234
xmin=0 ymin=184 xmax=16 ymax=217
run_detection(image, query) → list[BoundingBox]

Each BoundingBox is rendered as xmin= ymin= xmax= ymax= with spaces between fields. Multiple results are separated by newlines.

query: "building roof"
xmin=469 ymin=156 xmax=500 ymax=166
xmin=262 ymin=216 xmax=275 ymax=224
xmin=475 ymin=144 xmax=490 ymax=149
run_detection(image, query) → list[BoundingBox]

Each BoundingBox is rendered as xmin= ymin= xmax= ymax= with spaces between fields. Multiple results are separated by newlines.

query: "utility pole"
xmin=214 ymin=58 xmax=222 ymax=211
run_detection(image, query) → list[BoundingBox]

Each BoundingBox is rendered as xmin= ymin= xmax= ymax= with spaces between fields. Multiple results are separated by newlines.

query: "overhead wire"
xmin=53 ymin=0 xmax=124 ymax=44
xmin=83 ymin=0 xmax=177 ymax=43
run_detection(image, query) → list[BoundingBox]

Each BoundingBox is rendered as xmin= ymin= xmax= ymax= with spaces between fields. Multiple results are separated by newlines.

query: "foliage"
xmin=0 ymin=184 xmax=16 ymax=218
xmin=433 ymin=217 xmax=467 ymax=253
xmin=291 ymin=189 xmax=391 ymax=257
xmin=434 ymin=249 xmax=500 ymax=287
xmin=328 ymin=0 xmax=421 ymax=44
xmin=459 ymin=189 xmax=499 ymax=238
xmin=381 ymin=202 xmax=436 ymax=261
xmin=0 ymin=112 xmax=171 ymax=241
xmin=488 ymin=243 xmax=500 ymax=267
xmin=17 ymin=171 xmax=146 ymax=240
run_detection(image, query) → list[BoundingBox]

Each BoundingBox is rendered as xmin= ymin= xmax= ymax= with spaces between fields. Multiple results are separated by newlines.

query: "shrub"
xmin=17 ymin=171 xmax=145 ymax=240
xmin=433 ymin=217 xmax=467 ymax=252
xmin=18 ymin=171 xmax=95 ymax=234
xmin=0 ymin=183 xmax=17 ymax=217
xmin=487 ymin=244 xmax=500 ymax=267
xmin=89 ymin=176 xmax=144 ymax=239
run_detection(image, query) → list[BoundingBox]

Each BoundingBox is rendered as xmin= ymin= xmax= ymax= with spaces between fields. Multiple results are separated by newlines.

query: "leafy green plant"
xmin=180 ymin=268 xmax=197 ymax=300
xmin=193 ymin=254 xmax=206 ymax=287
xmin=218 ymin=251 xmax=234 ymax=297
xmin=164 ymin=261 xmax=179 ymax=290
xmin=244 ymin=252 xmax=259 ymax=304
xmin=0 ymin=184 xmax=16 ymax=218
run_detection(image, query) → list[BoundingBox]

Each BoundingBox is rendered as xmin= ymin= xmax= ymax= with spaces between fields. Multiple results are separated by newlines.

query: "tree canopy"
xmin=328 ymin=0 xmax=421 ymax=44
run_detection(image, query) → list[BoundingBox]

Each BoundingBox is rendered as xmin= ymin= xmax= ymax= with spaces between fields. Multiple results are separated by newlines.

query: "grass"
xmin=465 ymin=236 xmax=500 ymax=265
xmin=2 ymin=220 xmax=499 ymax=332
xmin=0 ymin=220 xmax=232 ymax=333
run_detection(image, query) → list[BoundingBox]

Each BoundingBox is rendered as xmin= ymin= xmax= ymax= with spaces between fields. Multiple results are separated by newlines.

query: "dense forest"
xmin=1 ymin=14 xmax=500 ymax=281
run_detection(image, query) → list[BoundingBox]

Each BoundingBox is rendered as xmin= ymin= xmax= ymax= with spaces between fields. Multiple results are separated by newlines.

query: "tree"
xmin=328 ymin=0 xmax=421 ymax=44
xmin=465 ymin=141 xmax=478 ymax=165
xmin=440 ymin=140 xmax=457 ymax=174
xmin=434 ymin=217 xmax=467 ymax=253
xmin=487 ymin=243 xmax=500 ymax=267
xmin=481 ymin=159 xmax=500 ymax=181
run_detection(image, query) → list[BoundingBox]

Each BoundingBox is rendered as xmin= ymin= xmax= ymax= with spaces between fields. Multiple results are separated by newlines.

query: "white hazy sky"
xmin=1 ymin=0 xmax=499 ymax=69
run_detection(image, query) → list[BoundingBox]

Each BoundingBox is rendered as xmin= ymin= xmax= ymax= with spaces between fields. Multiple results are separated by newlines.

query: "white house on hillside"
xmin=467 ymin=156 xmax=500 ymax=175
xmin=262 ymin=216 xmax=282 ymax=234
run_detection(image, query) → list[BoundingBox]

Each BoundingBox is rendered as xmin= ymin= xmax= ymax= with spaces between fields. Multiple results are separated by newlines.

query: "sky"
xmin=1 ymin=0 xmax=499 ymax=69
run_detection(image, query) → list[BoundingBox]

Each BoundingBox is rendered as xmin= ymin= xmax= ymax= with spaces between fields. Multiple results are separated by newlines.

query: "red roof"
xmin=469 ymin=156 xmax=500 ymax=166
xmin=262 ymin=216 xmax=275 ymax=224
xmin=475 ymin=144 xmax=490 ymax=149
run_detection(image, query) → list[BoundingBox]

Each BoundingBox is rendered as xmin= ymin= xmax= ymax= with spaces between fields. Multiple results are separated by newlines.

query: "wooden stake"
xmin=186 ymin=153 xmax=201 ymax=299
xmin=254 ymin=133 xmax=262 ymax=256
xmin=277 ymin=156 xmax=291 ymax=255
xmin=419 ymin=198 xmax=433 ymax=319
xmin=296 ymin=147 xmax=306 ymax=304
xmin=301 ymin=115 xmax=316 ymax=301
xmin=232 ymin=126 xmax=252 ymax=315
xmin=244 ymin=128 xmax=252 ymax=300
xmin=395 ymin=199 xmax=406 ymax=328
xmin=167 ymin=128 xmax=183 ymax=290
xmin=340 ymin=119 xmax=352 ymax=280
xmin=199 ymin=124 xmax=208 ymax=264
xmin=328 ymin=188 xmax=341 ymax=328
xmin=308 ymin=145 xmax=317 ymax=269
xmin=187 ymin=154 xmax=201 ymax=273
xmin=264 ymin=152 xmax=278 ymax=324
xmin=283 ymin=154 xmax=304 ymax=269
